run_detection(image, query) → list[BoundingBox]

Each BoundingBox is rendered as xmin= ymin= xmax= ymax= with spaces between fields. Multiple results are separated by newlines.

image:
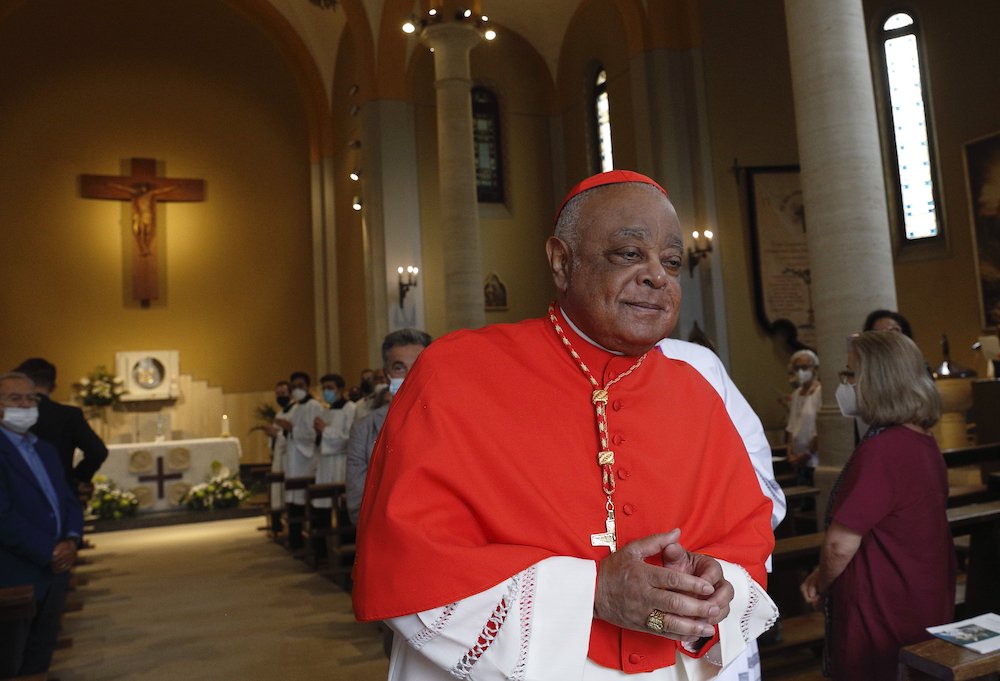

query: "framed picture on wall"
xmin=484 ymin=272 xmax=509 ymax=311
xmin=744 ymin=165 xmax=816 ymax=349
xmin=964 ymin=130 xmax=1000 ymax=329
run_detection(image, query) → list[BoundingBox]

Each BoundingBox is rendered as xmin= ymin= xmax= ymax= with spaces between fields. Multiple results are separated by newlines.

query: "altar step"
xmin=84 ymin=504 xmax=261 ymax=533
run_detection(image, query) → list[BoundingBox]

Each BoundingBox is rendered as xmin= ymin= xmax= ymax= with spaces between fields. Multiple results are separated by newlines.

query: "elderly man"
xmin=353 ymin=171 xmax=777 ymax=680
xmin=345 ymin=328 xmax=432 ymax=526
xmin=0 ymin=372 xmax=84 ymax=677
xmin=15 ymin=358 xmax=108 ymax=496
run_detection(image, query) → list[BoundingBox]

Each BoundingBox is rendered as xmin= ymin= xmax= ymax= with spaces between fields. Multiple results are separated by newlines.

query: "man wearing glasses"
xmin=0 ymin=371 xmax=84 ymax=678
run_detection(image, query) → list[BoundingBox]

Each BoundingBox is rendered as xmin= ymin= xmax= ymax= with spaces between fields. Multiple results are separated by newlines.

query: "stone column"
xmin=421 ymin=22 xmax=486 ymax=332
xmin=784 ymin=0 xmax=897 ymax=470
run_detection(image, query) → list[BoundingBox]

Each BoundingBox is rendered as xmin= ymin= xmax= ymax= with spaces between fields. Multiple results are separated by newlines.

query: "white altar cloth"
xmin=91 ymin=437 xmax=242 ymax=512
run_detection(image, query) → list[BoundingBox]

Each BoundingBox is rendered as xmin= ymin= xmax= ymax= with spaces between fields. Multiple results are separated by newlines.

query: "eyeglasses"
xmin=0 ymin=393 xmax=39 ymax=406
xmin=838 ymin=370 xmax=855 ymax=385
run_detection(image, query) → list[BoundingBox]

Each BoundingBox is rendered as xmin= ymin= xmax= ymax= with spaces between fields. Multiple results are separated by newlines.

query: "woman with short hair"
xmin=802 ymin=331 xmax=955 ymax=681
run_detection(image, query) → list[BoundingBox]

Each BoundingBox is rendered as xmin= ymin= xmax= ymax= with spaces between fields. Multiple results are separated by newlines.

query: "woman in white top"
xmin=785 ymin=348 xmax=821 ymax=486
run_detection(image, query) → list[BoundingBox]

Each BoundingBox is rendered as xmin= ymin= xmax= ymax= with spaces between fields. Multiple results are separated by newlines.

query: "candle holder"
xmin=688 ymin=229 xmax=714 ymax=277
xmin=398 ymin=265 xmax=419 ymax=308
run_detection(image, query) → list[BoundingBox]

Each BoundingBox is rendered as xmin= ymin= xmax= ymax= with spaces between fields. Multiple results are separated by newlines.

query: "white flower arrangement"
xmin=74 ymin=366 xmax=126 ymax=407
xmin=181 ymin=461 xmax=249 ymax=511
xmin=88 ymin=475 xmax=139 ymax=520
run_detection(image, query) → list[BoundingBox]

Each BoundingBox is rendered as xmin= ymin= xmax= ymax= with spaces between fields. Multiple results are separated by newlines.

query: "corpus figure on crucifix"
xmin=106 ymin=182 xmax=177 ymax=256
xmin=353 ymin=170 xmax=782 ymax=680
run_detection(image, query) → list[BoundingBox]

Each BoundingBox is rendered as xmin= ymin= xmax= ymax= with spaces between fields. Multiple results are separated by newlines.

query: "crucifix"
xmin=80 ymin=158 xmax=205 ymax=306
xmin=138 ymin=456 xmax=183 ymax=499
xmin=590 ymin=508 xmax=617 ymax=553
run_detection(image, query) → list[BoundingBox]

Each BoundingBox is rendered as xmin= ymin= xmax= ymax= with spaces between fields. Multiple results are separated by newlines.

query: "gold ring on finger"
xmin=645 ymin=609 xmax=666 ymax=633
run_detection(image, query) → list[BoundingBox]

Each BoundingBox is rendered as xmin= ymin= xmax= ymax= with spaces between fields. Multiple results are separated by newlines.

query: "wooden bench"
xmin=304 ymin=483 xmax=342 ymax=569
xmin=263 ymin=471 xmax=285 ymax=538
xmin=282 ymin=475 xmax=315 ymax=553
xmin=759 ymin=610 xmax=824 ymax=657
xmin=0 ymin=585 xmax=35 ymax=622
xmin=898 ymin=637 xmax=1000 ymax=680
xmin=323 ymin=488 xmax=357 ymax=590
xmin=948 ymin=501 xmax=1000 ymax=616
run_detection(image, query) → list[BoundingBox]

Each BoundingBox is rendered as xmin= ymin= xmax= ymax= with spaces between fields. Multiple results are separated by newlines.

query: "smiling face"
xmin=547 ymin=183 xmax=683 ymax=355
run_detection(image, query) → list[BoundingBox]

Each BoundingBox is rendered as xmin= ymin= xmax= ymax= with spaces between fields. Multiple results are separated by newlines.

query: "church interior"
xmin=3 ymin=0 xmax=1000 ymax=678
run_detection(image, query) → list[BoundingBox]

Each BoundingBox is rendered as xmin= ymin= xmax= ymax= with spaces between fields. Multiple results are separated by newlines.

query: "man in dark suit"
xmin=0 ymin=371 xmax=84 ymax=677
xmin=15 ymin=358 xmax=108 ymax=496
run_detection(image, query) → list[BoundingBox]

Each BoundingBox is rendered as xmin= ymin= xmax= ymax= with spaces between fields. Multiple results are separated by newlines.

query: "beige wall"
xmin=0 ymin=0 xmax=316 ymax=404
xmin=557 ymin=0 xmax=635 ymax=183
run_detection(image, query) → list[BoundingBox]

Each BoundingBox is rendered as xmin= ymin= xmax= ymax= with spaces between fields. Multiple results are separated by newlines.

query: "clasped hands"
xmin=51 ymin=539 xmax=78 ymax=574
xmin=594 ymin=528 xmax=732 ymax=642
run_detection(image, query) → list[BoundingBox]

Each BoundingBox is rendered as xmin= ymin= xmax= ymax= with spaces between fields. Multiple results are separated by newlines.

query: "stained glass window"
xmin=594 ymin=68 xmax=614 ymax=173
xmin=472 ymin=87 xmax=504 ymax=203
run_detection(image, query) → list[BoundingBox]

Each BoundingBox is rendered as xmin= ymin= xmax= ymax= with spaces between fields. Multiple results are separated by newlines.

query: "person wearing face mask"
xmin=273 ymin=371 xmax=324 ymax=552
xmin=0 ymin=372 xmax=84 ymax=678
xmin=312 ymin=373 xmax=357 ymax=495
xmin=262 ymin=380 xmax=293 ymax=535
xmin=345 ymin=328 xmax=431 ymax=526
xmin=784 ymin=348 xmax=821 ymax=487
xmin=802 ymin=331 xmax=953 ymax=681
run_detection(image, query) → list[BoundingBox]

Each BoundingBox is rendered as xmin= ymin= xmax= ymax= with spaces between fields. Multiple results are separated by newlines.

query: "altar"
xmin=91 ymin=437 xmax=242 ymax=512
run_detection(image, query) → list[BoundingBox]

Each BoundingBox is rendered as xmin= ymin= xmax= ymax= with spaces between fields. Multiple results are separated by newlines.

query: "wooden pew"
xmin=263 ymin=471 xmax=285 ymax=539
xmin=323 ymin=487 xmax=357 ymax=590
xmin=948 ymin=500 xmax=1000 ymax=617
xmin=898 ymin=636 xmax=1000 ymax=680
xmin=282 ymin=475 xmax=315 ymax=554
xmin=304 ymin=483 xmax=341 ymax=569
xmin=0 ymin=584 xmax=35 ymax=622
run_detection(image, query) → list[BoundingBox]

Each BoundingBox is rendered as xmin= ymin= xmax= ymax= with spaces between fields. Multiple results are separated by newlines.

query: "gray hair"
xmin=381 ymin=328 xmax=433 ymax=366
xmin=853 ymin=331 xmax=940 ymax=429
xmin=788 ymin=348 xmax=819 ymax=370
xmin=0 ymin=371 xmax=34 ymax=389
xmin=554 ymin=182 xmax=668 ymax=254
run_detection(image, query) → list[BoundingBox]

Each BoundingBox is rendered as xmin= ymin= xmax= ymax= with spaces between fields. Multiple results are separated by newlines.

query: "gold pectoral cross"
xmin=590 ymin=509 xmax=617 ymax=553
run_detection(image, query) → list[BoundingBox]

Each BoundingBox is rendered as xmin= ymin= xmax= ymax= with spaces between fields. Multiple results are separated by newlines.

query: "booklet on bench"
xmin=927 ymin=613 xmax=1000 ymax=654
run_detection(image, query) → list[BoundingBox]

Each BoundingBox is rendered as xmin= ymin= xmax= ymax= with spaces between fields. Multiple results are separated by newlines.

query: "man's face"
xmin=0 ymin=377 xmax=38 ymax=419
xmin=321 ymin=381 xmax=339 ymax=397
xmin=547 ymin=184 xmax=684 ymax=355
xmin=383 ymin=344 xmax=426 ymax=381
xmin=275 ymin=384 xmax=290 ymax=400
xmin=291 ymin=377 xmax=309 ymax=393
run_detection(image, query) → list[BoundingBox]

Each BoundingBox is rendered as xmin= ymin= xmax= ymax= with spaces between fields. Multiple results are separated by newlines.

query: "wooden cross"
xmin=80 ymin=158 xmax=205 ymax=306
xmin=591 ymin=510 xmax=617 ymax=553
xmin=138 ymin=456 xmax=183 ymax=499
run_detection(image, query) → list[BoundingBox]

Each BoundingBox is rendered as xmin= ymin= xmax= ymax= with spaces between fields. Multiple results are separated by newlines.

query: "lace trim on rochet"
xmin=450 ymin=572 xmax=523 ymax=679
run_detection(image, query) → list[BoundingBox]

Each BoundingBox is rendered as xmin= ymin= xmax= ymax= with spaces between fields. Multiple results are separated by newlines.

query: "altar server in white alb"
xmin=274 ymin=371 xmax=324 ymax=550
xmin=313 ymin=373 xmax=357 ymax=492
xmin=353 ymin=170 xmax=778 ymax=680
xmin=264 ymin=379 xmax=294 ymax=534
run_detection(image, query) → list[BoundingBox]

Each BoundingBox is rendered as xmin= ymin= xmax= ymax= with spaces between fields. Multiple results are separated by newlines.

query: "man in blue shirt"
xmin=0 ymin=371 xmax=84 ymax=677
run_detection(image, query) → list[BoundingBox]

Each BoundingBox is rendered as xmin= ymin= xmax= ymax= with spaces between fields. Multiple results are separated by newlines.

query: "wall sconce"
xmin=398 ymin=265 xmax=419 ymax=308
xmin=352 ymin=196 xmax=362 ymax=211
xmin=688 ymin=229 xmax=713 ymax=277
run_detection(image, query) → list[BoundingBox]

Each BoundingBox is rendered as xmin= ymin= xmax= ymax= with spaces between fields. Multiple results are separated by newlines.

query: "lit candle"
xmin=221 ymin=414 xmax=230 ymax=437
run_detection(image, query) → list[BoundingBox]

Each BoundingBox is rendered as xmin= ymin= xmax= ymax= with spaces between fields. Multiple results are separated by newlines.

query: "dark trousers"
xmin=0 ymin=573 xmax=69 ymax=677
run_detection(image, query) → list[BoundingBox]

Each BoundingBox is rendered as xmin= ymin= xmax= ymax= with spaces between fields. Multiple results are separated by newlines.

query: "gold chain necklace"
xmin=547 ymin=303 xmax=647 ymax=553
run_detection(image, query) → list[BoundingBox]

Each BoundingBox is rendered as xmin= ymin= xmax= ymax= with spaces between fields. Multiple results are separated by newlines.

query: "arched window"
xmin=876 ymin=11 xmax=942 ymax=246
xmin=472 ymin=87 xmax=504 ymax=203
xmin=593 ymin=67 xmax=614 ymax=173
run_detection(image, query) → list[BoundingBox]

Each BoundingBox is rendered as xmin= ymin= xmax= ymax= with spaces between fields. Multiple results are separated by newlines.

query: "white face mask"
xmin=388 ymin=377 xmax=404 ymax=396
xmin=291 ymin=388 xmax=307 ymax=402
xmin=835 ymin=382 xmax=859 ymax=417
xmin=795 ymin=369 xmax=814 ymax=385
xmin=2 ymin=406 xmax=38 ymax=433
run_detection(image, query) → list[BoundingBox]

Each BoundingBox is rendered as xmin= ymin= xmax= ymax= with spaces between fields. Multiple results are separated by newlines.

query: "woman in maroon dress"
xmin=801 ymin=331 xmax=956 ymax=681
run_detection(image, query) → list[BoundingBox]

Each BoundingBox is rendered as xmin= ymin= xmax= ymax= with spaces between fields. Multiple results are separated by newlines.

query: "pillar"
xmin=421 ymin=21 xmax=486 ymax=332
xmin=784 ymin=0 xmax=897 ymax=470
